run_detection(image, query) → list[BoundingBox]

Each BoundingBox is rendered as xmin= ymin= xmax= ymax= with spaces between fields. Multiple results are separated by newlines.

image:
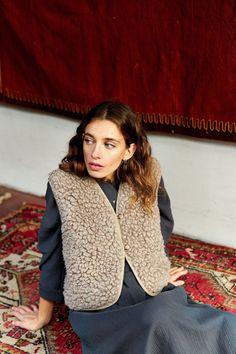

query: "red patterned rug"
xmin=0 ymin=204 xmax=236 ymax=353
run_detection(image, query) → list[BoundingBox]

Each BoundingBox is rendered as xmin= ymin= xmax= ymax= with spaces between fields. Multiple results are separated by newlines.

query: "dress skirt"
xmin=68 ymin=262 xmax=236 ymax=354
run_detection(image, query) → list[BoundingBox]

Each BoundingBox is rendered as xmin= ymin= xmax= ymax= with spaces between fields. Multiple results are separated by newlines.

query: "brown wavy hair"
xmin=59 ymin=101 xmax=158 ymax=212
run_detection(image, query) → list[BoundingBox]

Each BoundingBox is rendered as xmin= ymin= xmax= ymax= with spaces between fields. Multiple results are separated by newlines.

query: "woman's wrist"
xmin=38 ymin=297 xmax=54 ymax=324
xmin=37 ymin=314 xmax=52 ymax=326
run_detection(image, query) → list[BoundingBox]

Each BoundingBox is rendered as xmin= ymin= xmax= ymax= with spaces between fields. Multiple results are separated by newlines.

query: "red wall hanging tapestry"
xmin=0 ymin=0 xmax=235 ymax=142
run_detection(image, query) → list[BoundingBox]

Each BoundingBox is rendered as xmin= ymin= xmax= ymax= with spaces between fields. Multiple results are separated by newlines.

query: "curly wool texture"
xmin=48 ymin=160 xmax=170 ymax=311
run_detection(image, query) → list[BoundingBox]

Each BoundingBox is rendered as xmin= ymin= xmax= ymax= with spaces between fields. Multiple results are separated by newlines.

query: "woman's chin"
xmin=87 ymin=169 xmax=114 ymax=182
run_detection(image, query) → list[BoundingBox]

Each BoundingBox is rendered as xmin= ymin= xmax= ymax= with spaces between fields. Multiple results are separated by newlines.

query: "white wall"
xmin=149 ymin=134 xmax=236 ymax=248
xmin=0 ymin=104 xmax=78 ymax=194
xmin=0 ymin=104 xmax=236 ymax=248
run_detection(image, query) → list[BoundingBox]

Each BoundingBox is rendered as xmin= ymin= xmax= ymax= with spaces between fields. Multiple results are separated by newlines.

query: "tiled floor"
xmin=0 ymin=186 xmax=45 ymax=218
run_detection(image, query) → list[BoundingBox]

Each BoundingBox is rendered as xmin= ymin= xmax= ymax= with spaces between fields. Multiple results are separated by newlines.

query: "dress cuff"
xmin=39 ymin=285 xmax=64 ymax=303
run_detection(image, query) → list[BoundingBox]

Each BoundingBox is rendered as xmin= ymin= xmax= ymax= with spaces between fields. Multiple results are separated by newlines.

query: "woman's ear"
xmin=123 ymin=143 xmax=137 ymax=161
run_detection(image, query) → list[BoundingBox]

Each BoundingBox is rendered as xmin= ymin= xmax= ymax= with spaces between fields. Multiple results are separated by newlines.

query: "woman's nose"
xmin=91 ymin=144 xmax=102 ymax=159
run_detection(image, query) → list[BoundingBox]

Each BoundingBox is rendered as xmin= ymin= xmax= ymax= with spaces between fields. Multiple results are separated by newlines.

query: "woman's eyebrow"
xmin=84 ymin=133 xmax=120 ymax=143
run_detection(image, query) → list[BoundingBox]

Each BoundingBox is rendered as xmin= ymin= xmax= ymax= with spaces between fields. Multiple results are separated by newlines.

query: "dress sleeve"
xmin=38 ymin=182 xmax=65 ymax=303
xmin=158 ymin=177 xmax=174 ymax=246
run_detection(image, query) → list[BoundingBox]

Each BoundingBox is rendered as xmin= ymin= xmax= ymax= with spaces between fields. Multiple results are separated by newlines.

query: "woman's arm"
xmin=158 ymin=177 xmax=188 ymax=285
xmin=38 ymin=183 xmax=65 ymax=303
xmin=9 ymin=183 xmax=65 ymax=330
xmin=158 ymin=177 xmax=174 ymax=245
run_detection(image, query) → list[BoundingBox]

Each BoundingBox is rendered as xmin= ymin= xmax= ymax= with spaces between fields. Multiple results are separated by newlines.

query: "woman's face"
xmin=83 ymin=119 xmax=136 ymax=181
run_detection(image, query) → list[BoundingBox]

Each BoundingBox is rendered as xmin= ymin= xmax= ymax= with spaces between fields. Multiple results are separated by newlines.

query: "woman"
xmin=10 ymin=101 xmax=236 ymax=353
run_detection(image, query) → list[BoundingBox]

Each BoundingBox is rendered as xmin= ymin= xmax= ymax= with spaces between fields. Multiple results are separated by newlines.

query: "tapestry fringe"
xmin=139 ymin=113 xmax=236 ymax=134
xmin=1 ymin=88 xmax=236 ymax=136
xmin=2 ymin=88 xmax=90 ymax=115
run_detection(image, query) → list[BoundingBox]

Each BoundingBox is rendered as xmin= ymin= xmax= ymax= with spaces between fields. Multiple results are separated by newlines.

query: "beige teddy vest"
xmin=48 ymin=163 xmax=170 ymax=311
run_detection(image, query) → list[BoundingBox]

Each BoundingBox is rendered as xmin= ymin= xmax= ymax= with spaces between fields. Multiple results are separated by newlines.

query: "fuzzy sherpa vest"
xmin=48 ymin=161 xmax=170 ymax=311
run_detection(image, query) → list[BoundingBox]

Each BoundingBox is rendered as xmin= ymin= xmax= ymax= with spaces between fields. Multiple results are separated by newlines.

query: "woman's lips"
xmin=88 ymin=162 xmax=104 ymax=171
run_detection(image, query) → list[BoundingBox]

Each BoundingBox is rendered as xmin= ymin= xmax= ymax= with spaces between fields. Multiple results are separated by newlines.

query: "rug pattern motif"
xmin=0 ymin=205 xmax=236 ymax=353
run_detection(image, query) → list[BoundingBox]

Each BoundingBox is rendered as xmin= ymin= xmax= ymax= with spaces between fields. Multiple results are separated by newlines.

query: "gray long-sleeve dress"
xmin=38 ymin=178 xmax=236 ymax=354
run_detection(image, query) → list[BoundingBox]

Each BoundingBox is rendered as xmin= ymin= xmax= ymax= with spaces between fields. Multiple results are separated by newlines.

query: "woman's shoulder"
xmin=48 ymin=168 xmax=78 ymax=182
xmin=48 ymin=168 xmax=90 ymax=192
xmin=48 ymin=168 xmax=66 ymax=179
xmin=151 ymin=157 xmax=162 ymax=175
xmin=48 ymin=169 xmax=76 ymax=191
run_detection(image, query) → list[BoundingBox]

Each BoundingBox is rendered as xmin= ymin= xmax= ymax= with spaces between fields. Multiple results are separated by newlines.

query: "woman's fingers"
xmin=172 ymin=280 xmax=185 ymax=286
xmin=169 ymin=267 xmax=179 ymax=272
xmin=9 ymin=305 xmax=39 ymax=324
xmin=12 ymin=320 xmax=29 ymax=329
xmin=170 ymin=269 xmax=188 ymax=280
xmin=8 ymin=305 xmax=43 ymax=331
xmin=10 ymin=312 xmax=27 ymax=321
xmin=12 ymin=310 xmax=36 ymax=320
xmin=169 ymin=266 xmax=188 ymax=286
xmin=12 ymin=317 xmax=39 ymax=331
xmin=169 ymin=266 xmax=185 ymax=275
xmin=19 ymin=305 xmax=33 ymax=312
xmin=9 ymin=305 xmax=38 ymax=315
xmin=10 ymin=306 xmax=31 ymax=315
xmin=30 ymin=304 xmax=39 ymax=313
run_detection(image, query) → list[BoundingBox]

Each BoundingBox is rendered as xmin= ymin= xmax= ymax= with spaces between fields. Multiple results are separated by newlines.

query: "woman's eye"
xmin=84 ymin=138 xmax=93 ymax=144
xmin=105 ymin=142 xmax=115 ymax=149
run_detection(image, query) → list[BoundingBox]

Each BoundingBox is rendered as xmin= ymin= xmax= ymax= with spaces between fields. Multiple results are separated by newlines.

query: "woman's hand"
xmin=9 ymin=304 xmax=50 ymax=331
xmin=169 ymin=266 xmax=188 ymax=286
